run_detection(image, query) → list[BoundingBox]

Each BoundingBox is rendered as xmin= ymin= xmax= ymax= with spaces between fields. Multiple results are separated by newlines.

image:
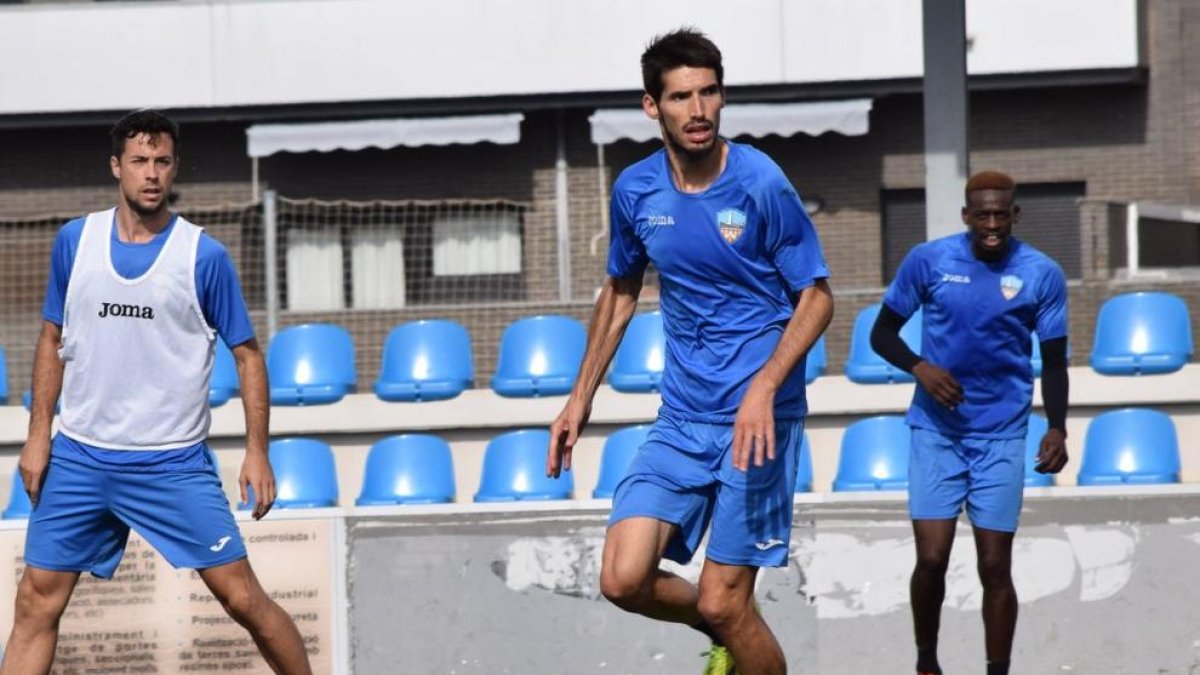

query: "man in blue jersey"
xmin=547 ymin=29 xmax=833 ymax=675
xmin=1 ymin=110 xmax=313 ymax=675
xmin=870 ymin=171 xmax=1070 ymax=675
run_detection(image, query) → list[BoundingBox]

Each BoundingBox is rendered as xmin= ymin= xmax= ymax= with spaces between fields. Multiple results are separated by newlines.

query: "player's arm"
xmin=546 ymin=273 xmax=642 ymax=478
xmin=870 ymin=305 xmax=963 ymax=409
xmin=19 ymin=321 xmax=65 ymax=506
xmin=733 ymin=279 xmax=834 ymax=471
xmin=1035 ymin=337 xmax=1069 ymax=473
xmin=231 ymin=338 xmax=275 ymax=519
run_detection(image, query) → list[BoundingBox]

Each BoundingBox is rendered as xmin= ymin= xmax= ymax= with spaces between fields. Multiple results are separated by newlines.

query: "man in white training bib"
xmin=1 ymin=110 xmax=313 ymax=675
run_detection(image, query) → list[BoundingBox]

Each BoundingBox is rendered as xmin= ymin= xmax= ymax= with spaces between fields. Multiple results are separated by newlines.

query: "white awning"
xmin=246 ymin=113 xmax=525 ymax=158
xmin=589 ymin=99 xmax=872 ymax=145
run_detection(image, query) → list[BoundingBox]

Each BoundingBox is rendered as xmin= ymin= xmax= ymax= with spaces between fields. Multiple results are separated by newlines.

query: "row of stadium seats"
xmin=0 ymin=290 xmax=1191 ymax=409
xmin=1 ymin=406 xmax=1177 ymax=517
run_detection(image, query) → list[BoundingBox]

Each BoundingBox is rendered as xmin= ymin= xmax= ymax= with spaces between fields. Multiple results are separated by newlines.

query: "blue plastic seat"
xmin=475 ymin=429 xmax=573 ymax=502
xmin=844 ymin=304 xmax=922 ymax=384
xmin=608 ymin=312 xmax=665 ymax=393
xmin=1024 ymin=414 xmax=1054 ymax=487
xmin=832 ymin=416 xmax=910 ymax=491
xmin=3 ymin=473 xmax=31 ymax=520
xmin=805 ymin=336 xmax=827 ymax=385
xmin=795 ymin=432 xmax=815 ymax=493
xmin=1090 ymin=292 xmax=1193 ymax=375
xmin=375 ymin=320 xmax=474 ymax=402
xmin=356 ymin=434 xmax=456 ymax=505
xmin=1078 ymin=408 xmax=1180 ymax=486
xmin=242 ymin=438 xmax=339 ymax=509
xmin=593 ymin=425 xmax=649 ymax=498
xmin=490 ymin=315 xmax=586 ymax=397
xmin=267 ymin=324 xmax=357 ymax=405
xmin=209 ymin=338 xmax=239 ymax=407
xmin=0 ymin=345 xmax=8 ymax=405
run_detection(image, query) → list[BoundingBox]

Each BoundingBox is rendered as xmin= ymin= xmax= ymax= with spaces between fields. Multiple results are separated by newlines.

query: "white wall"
xmin=0 ymin=0 xmax=1139 ymax=116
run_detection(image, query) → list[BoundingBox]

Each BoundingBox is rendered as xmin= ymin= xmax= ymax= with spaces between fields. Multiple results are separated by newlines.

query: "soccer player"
xmin=546 ymin=29 xmax=833 ymax=675
xmin=870 ymin=171 xmax=1070 ymax=675
xmin=1 ymin=110 xmax=313 ymax=675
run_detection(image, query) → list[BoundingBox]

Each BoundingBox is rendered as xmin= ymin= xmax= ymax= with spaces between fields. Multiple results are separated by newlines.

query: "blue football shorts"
xmin=609 ymin=413 xmax=802 ymax=567
xmin=23 ymin=452 xmax=247 ymax=578
xmin=907 ymin=426 xmax=1026 ymax=533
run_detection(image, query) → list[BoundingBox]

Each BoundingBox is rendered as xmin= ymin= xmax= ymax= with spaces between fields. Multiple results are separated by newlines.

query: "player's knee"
xmin=696 ymin=588 xmax=741 ymax=631
xmin=976 ymin=552 xmax=1013 ymax=588
xmin=214 ymin=583 xmax=265 ymax=626
xmin=913 ymin=547 xmax=951 ymax=576
xmin=13 ymin=577 xmax=71 ymax=627
xmin=599 ymin=566 xmax=652 ymax=611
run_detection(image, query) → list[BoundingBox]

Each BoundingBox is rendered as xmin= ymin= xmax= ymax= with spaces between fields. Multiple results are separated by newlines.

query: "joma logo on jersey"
xmin=941 ymin=273 xmax=971 ymax=284
xmin=647 ymin=215 xmax=675 ymax=226
xmin=98 ymin=302 xmax=155 ymax=320
xmin=717 ymin=208 xmax=747 ymax=244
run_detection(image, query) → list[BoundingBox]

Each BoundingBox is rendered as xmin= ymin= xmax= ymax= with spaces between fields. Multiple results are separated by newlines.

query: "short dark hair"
xmin=641 ymin=28 xmax=724 ymax=102
xmin=111 ymin=109 xmax=180 ymax=158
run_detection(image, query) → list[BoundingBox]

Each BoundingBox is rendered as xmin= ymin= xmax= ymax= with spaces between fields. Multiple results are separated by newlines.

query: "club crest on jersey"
xmin=716 ymin=208 xmax=747 ymax=244
xmin=1000 ymin=275 xmax=1024 ymax=300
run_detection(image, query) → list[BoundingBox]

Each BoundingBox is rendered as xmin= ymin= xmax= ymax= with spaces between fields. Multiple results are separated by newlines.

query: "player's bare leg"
xmin=1 ymin=567 xmax=80 ymax=674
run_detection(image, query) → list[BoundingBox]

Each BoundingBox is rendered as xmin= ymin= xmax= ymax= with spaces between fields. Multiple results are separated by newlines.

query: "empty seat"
xmin=242 ymin=438 xmax=339 ymax=509
xmin=2 ymin=473 xmax=31 ymax=520
xmin=805 ymin=336 xmax=827 ymax=385
xmin=356 ymin=434 xmax=456 ymax=505
xmin=608 ymin=312 xmax=665 ymax=393
xmin=209 ymin=338 xmax=239 ymax=408
xmin=475 ymin=429 xmax=573 ymax=502
xmin=375 ymin=320 xmax=474 ymax=402
xmin=832 ymin=416 xmax=910 ymax=491
xmin=795 ymin=432 xmax=815 ymax=493
xmin=490 ymin=315 xmax=586 ymax=397
xmin=593 ymin=425 xmax=650 ymax=498
xmin=267 ymin=324 xmax=357 ymax=405
xmin=845 ymin=304 xmax=922 ymax=384
xmin=1090 ymin=292 xmax=1193 ymax=375
xmin=1078 ymin=408 xmax=1180 ymax=486
xmin=1024 ymin=414 xmax=1054 ymax=487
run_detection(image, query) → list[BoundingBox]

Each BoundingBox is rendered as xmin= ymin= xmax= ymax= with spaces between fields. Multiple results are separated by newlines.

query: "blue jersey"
xmin=608 ymin=141 xmax=829 ymax=423
xmin=883 ymin=233 xmax=1068 ymax=439
xmin=42 ymin=211 xmax=255 ymax=470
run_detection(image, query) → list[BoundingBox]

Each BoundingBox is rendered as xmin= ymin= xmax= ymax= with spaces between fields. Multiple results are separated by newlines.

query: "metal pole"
xmin=589 ymin=143 xmax=609 ymax=256
xmin=251 ymin=157 xmax=260 ymax=203
xmin=264 ymin=189 xmax=279 ymax=340
xmin=1126 ymin=202 xmax=1140 ymax=276
xmin=555 ymin=110 xmax=572 ymax=301
xmin=922 ymin=0 xmax=970 ymax=240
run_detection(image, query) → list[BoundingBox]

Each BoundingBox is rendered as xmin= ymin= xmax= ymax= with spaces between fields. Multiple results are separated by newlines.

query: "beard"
xmin=661 ymin=119 xmax=720 ymax=162
xmin=122 ymin=187 xmax=168 ymax=218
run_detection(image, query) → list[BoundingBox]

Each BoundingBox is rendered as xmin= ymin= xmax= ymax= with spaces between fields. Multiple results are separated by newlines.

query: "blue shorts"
xmin=907 ymin=427 xmax=1025 ymax=533
xmin=24 ymin=453 xmax=247 ymax=578
xmin=609 ymin=414 xmax=802 ymax=567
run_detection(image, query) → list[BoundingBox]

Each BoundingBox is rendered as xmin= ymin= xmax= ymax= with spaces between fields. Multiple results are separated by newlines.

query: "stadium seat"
xmin=356 ymin=434 xmax=456 ymax=505
xmin=795 ymin=431 xmax=815 ymax=493
xmin=0 ymin=345 xmax=8 ymax=405
xmin=805 ymin=336 xmax=827 ymax=385
xmin=267 ymin=324 xmax=357 ymax=405
xmin=844 ymin=304 xmax=922 ymax=384
xmin=2 ymin=472 xmax=31 ymax=520
xmin=608 ymin=312 xmax=664 ymax=393
xmin=1024 ymin=414 xmax=1054 ymax=487
xmin=209 ymin=338 xmax=239 ymax=407
xmin=375 ymin=320 xmax=474 ymax=402
xmin=490 ymin=315 xmax=586 ymax=397
xmin=475 ymin=429 xmax=573 ymax=502
xmin=832 ymin=415 xmax=910 ymax=491
xmin=1078 ymin=408 xmax=1181 ymax=486
xmin=1090 ymin=292 xmax=1193 ymax=375
xmin=593 ymin=425 xmax=649 ymax=498
xmin=242 ymin=438 xmax=339 ymax=509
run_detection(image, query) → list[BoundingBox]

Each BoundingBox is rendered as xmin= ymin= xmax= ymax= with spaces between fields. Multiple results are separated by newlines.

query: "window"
xmin=881 ymin=182 xmax=1085 ymax=282
xmin=1113 ymin=203 xmax=1200 ymax=275
xmin=432 ymin=211 xmax=522 ymax=276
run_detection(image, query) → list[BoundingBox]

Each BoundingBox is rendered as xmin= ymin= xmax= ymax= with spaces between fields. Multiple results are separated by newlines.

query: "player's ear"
xmin=110 ymin=155 xmax=120 ymax=180
xmin=1012 ymin=204 xmax=1021 ymax=223
xmin=960 ymin=205 xmax=971 ymax=226
xmin=642 ymin=93 xmax=659 ymax=120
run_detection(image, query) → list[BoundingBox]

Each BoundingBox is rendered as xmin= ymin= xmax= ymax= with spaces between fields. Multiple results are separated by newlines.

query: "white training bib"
xmin=58 ymin=208 xmax=215 ymax=450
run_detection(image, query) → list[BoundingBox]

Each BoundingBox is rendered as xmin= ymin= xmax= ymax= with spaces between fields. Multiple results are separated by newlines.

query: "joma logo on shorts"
xmin=98 ymin=302 xmax=155 ymax=320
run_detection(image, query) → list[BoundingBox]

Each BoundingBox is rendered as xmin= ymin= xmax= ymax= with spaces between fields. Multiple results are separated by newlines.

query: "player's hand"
xmin=239 ymin=450 xmax=277 ymax=520
xmin=547 ymin=396 xmax=591 ymax=478
xmin=912 ymin=361 xmax=965 ymax=410
xmin=18 ymin=435 xmax=51 ymax=507
xmin=733 ymin=377 xmax=777 ymax=472
xmin=1035 ymin=427 xmax=1068 ymax=474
